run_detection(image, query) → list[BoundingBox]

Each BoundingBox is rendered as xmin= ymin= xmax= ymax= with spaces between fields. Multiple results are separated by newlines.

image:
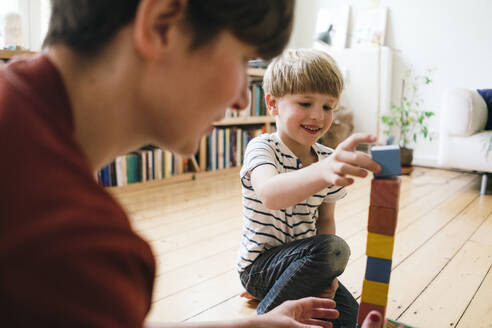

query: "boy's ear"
xmin=134 ymin=0 xmax=188 ymax=61
xmin=265 ymin=94 xmax=278 ymax=116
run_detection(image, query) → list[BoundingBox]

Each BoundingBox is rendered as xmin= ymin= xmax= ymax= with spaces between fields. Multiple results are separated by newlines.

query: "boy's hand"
xmin=321 ymin=133 xmax=381 ymax=187
xmin=320 ymin=278 xmax=339 ymax=299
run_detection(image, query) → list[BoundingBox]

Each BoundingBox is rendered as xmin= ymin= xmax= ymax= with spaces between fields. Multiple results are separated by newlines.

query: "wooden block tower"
xmin=357 ymin=145 xmax=401 ymax=327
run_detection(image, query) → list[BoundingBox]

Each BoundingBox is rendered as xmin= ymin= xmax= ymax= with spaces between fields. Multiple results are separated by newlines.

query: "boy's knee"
xmin=312 ymin=234 xmax=350 ymax=275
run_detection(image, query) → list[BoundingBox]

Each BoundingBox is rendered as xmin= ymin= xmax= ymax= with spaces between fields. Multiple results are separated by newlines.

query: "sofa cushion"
xmin=477 ymin=89 xmax=492 ymax=130
xmin=438 ymin=131 xmax=492 ymax=173
xmin=441 ymin=88 xmax=487 ymax=137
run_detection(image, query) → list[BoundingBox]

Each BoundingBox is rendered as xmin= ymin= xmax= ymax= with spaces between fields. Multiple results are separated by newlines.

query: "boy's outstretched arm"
xmin=251 ymin=133 xmax=381 ymax=210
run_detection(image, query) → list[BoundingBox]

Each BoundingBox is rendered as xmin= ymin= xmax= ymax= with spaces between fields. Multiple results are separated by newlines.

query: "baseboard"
xmin=412 ymin=155 xmax=440 ymax=168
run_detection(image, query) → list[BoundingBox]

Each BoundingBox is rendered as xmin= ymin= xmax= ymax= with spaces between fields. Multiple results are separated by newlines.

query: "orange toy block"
xmin=366 ymin=232 xmax=394 ymax=260
xmin=370 ymin=177 xmax=401 ymax=209
xmin=361 ymin=279 xmax=389 ymax=307
xmin=368 ymin=205 xmax=398 ymax=236
xmin=357 ymin=302 xmax=386 ymax=326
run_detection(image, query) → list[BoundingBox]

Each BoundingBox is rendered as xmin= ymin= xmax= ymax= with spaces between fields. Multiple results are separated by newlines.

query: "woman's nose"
xmin=230 ymin=75 xmax=250 ymax=111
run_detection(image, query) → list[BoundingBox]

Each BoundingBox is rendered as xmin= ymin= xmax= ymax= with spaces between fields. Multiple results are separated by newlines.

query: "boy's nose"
xmin=310 ymin=107 xmax=324 ymax=121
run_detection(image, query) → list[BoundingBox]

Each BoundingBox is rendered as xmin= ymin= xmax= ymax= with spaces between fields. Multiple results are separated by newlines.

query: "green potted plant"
xmin=381 ymin=68 xmax=435 ymax=167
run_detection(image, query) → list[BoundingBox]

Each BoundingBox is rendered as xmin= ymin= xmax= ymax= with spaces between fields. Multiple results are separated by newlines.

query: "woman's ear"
xmin=265 ymin=93 xmax=278 ymax=116
xmin=133 ymin=0 xmax=188 ymax=61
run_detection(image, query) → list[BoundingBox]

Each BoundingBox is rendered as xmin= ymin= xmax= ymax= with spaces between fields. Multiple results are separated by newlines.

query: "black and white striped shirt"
xmin=237 ymin=133 xmax=347 ymax=272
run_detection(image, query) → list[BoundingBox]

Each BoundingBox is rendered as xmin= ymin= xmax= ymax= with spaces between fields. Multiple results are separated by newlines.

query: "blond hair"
xmin=263 ymin=48 xmax=344 ymax=98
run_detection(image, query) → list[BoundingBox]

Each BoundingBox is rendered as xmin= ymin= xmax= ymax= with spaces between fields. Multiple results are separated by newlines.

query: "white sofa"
xmin=438 ymin=88 xmax=492 ymax=194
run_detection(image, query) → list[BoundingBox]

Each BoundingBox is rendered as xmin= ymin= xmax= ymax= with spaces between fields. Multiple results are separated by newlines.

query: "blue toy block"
xmin=371 ymin=145 xmax=401 ymax=178
xmin=365 ymin=256 xmax=392 ymax=283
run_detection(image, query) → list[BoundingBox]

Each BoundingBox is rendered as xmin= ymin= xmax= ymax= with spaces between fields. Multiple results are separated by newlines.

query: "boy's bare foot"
xmin=240 ymin=291 xmax=258 ymax=300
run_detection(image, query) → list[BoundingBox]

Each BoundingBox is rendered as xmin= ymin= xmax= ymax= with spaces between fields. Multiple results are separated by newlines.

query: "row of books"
xmin=97 ymin=146 xmax=190 ymax=187
xmin=224 ymin=80 xmax=268 ymax=118
xmin=98 ymin=126 xmax=272 ymax=187
xmin=201 ymin=126 xmax=266 ymax=171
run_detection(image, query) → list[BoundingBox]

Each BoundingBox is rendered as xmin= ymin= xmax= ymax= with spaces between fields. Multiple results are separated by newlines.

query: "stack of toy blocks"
xmin=357 ymin=145 xmax=401 ymax=327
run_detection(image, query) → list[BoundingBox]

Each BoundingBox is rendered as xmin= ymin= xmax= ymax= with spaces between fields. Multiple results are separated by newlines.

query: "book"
xmin=164 ymin=150 xmax=172 ymax=178
xmin=199 ymin=136 xmax=207 ymax=171
xmin=154 ymin=148 xmax=162 ymax=179
xmin=144 ymin=149 xmax=153 ymax=181
xmin=177 ymin=155 xmax=184 ymax=175
xmin=255 ymin=84 xmax=262 ymax=116
xmin=230 ymin=127 xmax=237 ymax=167
xmin=139 ymin=150 xmax=147 ymax=182
xmin=218 ymin=128 xmax=224 ymax=170
xmin=100 ymin=165 xmax=111 ymax=187
xmin=126 ymin=152 xmax=139 ymax=184
xmin=236 ymin=128 xmax=242 ymax=165
xmin=115 ymin=156 xmax=126 ymax=186
xmin=225 ymin=128 xmax=230 ymax=168
xmin=211 ymin=128 xmax=217 ymax=171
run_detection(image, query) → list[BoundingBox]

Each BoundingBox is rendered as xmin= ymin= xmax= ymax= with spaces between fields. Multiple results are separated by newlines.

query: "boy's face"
xmin=271 ymin=93 xmax=338 ymax=152
xmin=139 ymin=30 xmax=255 ymax=157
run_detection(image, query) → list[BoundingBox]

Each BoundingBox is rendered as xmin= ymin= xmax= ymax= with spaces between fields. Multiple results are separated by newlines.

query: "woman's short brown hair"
xmin=43 ymin=0 xmax=295 ymax=60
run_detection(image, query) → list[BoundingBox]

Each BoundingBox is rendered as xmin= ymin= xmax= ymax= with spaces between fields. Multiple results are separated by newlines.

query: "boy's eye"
xmin=299 ymin=102 xmax=311 ymax=107
xmin=323 ymin=105 xmax=333 ymax=111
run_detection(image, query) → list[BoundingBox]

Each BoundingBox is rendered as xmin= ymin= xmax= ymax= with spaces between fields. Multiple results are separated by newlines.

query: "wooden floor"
xmin=110 ymin=167 xmax=492 ymax=327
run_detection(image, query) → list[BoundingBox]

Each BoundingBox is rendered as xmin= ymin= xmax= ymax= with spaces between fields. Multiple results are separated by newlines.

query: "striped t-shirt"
xmin=237 ymin=132 xmax=347 ymax=272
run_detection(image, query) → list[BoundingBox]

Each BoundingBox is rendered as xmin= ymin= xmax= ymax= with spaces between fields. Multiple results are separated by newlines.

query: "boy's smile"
xmin=301 ymin=124 xmax=323 ymax=134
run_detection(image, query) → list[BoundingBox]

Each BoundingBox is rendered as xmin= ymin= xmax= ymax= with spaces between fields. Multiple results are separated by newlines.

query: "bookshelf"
xmin=0 ymin=49 xmax=37 ymax=60
xmin=214 ymin=116 xmax=274 ymax=131
xmin=247 ymin=67 xmax=266 ymax=77
xmin=98 ymin=66 xmax=274 ymax=188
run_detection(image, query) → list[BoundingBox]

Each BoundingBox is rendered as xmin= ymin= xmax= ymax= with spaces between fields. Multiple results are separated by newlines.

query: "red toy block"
xmin=370 ymin=177 xmax=401 ymax=209
xmin=368 ymin=205 xmax=398 ymax=236
xmin=357 ymin=302 xmax=386 ymax=326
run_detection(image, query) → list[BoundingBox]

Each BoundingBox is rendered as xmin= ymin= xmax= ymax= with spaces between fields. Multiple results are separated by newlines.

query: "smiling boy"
xmin=238 ymin=48 xmax=381 ymax=328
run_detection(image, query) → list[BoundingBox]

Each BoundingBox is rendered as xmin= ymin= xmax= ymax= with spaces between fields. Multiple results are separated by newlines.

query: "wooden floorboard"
xmin=110 ymin=167 xmax=491 ymax=326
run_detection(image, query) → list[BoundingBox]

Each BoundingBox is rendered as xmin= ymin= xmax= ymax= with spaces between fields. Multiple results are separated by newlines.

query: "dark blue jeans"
xmin=240 ymin=234 xmax=358 ymax=328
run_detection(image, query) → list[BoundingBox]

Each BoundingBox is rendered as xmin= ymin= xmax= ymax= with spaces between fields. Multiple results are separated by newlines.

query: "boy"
xmin=0 ymin=1 xmax=349 ymax=327
xmin=238 ymin=48 xmax=381 ymax=328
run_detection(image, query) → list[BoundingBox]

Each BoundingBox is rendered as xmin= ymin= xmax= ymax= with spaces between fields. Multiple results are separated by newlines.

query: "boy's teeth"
xmin=303 ymin=125 xmax=319 ymax=131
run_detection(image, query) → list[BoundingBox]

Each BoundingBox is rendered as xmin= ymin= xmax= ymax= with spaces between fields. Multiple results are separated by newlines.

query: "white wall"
xmin=290 ymin=0 xmax=492 ymax=166
xmin=0 ymin=0 xmax=50 ymax=51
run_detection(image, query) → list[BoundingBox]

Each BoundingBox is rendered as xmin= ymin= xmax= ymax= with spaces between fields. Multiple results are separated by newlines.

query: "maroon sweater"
xmin=0 ymin=55 xmax=155 ymax=327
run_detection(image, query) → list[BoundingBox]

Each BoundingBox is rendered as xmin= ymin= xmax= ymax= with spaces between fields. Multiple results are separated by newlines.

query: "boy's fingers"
xmin=335 ymin=150 xmax=381 ymax=173
xmin=331 ymin=175 xmax=354 ymax=187
xmin=309 ymin=308 xmax=339 ymax=319
xmin=340 ymin=133 xmax=377 ymax=151
xmin=302 ymin=297 xmax=337 ymax=309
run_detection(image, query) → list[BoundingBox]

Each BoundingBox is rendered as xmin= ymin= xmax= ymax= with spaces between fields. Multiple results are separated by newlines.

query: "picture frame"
xmin=314 ymin=5 xmax=350 ymax=50
xmin=351 ymin=7 xmax=388 ymax=47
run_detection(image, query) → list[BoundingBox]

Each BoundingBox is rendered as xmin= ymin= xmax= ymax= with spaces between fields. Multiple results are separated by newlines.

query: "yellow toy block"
xmin=366 ymin=232 xmax=394 ymax=260
xmin=361 ymin=279 xmax=389 ymax=307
